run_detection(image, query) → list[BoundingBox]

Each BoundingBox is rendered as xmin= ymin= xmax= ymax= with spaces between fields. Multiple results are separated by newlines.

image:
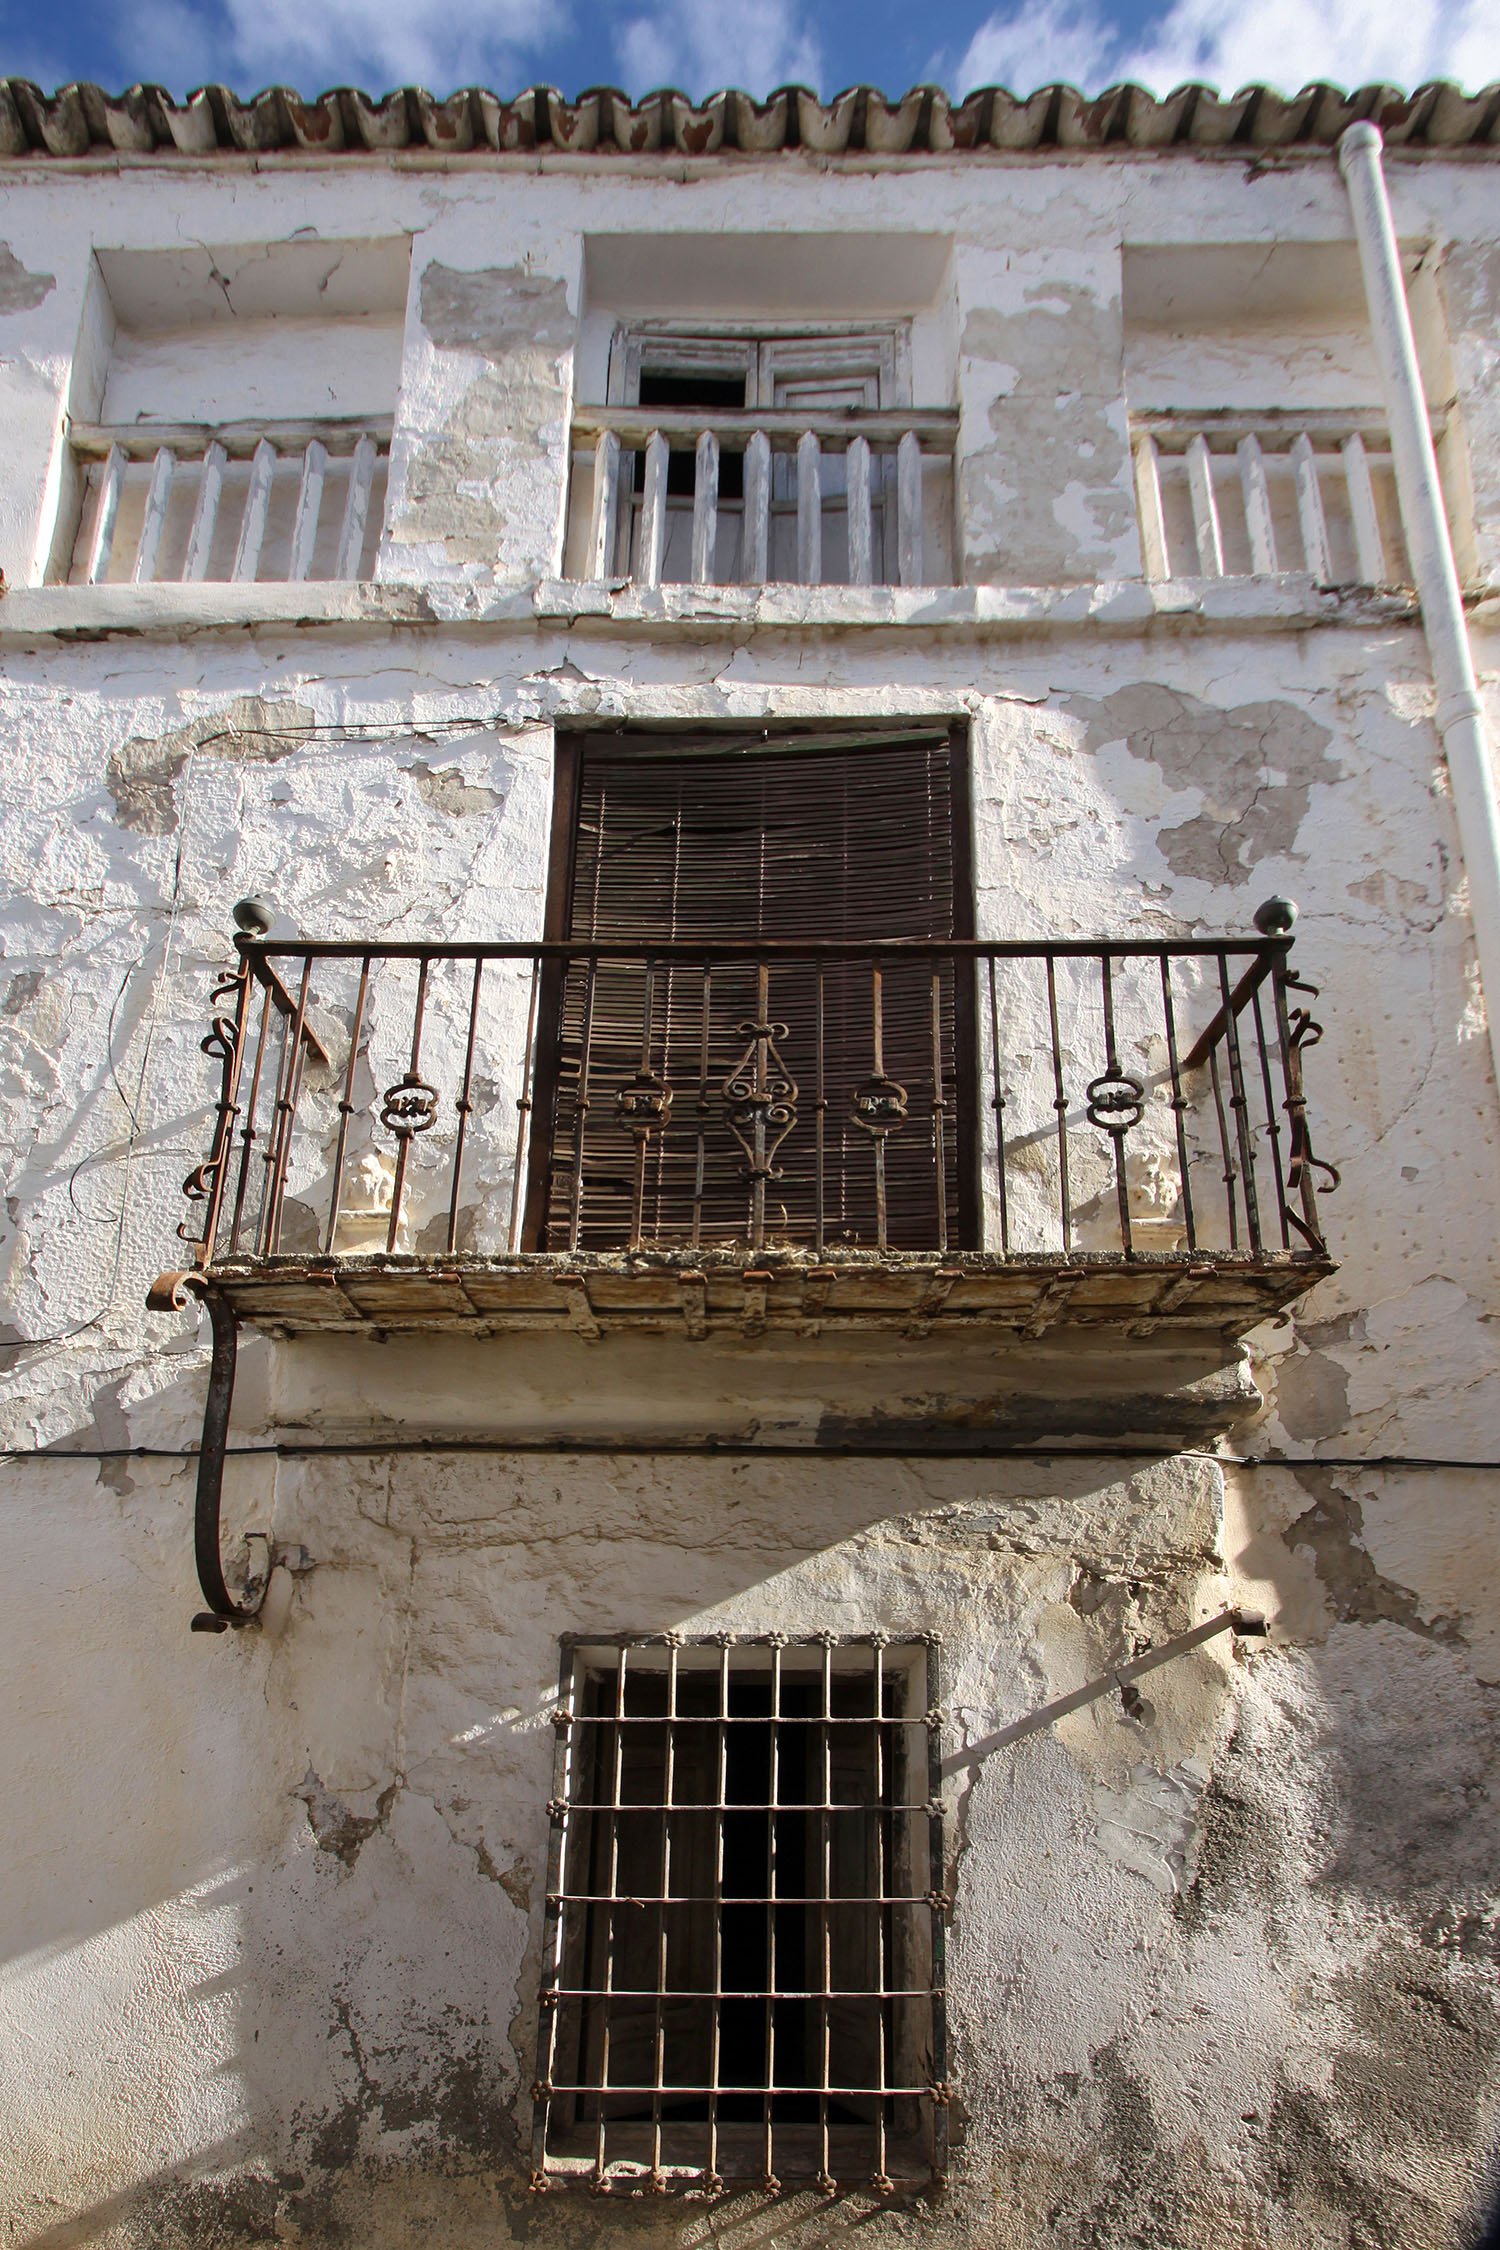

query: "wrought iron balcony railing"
xmin=66 ymin=413 xmax=391 ymax=585
xmin=568 ymin=407 xmax=957 ymax=589
xmin=159 ymin=917 xmax=1336 ymax=1340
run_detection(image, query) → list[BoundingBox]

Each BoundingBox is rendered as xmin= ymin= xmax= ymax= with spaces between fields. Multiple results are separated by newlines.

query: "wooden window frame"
xmin=521 ymin=722 xmax=978 ymax=1255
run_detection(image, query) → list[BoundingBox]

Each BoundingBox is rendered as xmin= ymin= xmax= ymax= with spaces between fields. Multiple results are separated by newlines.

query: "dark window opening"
xmin=636 ymin=371 xmax=747 ymax=499
xmin=533 ymin=1635 xmax=947 ymax=2191
xmin=530 ymin=728 xmax=976 ymax=1255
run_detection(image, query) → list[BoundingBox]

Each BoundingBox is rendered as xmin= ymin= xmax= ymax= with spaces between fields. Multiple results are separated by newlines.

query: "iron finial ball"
xmin=232 ymin=897 xmax=274 ymax=936
xmin=1253 ymin=896 xmax=1297 ymax=936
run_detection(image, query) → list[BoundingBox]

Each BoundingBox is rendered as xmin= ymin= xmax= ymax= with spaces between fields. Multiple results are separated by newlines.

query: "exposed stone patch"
xmin=960 ymin=281 xmax=1135 ymax=585
xmin=403 ymin=758 xmax=508 ymax=816
xmin=0 ymin=243 xmax=54 ymax=313
xmin=1274 ymin=1346 xmax=1351 ymax=1441
xmin=2 ymin=967 xmax=41 ymax=1014
xmin=106 ymin=697 xmax=315 ymax=835
xmin=418 ymin=262 xmax=572 ymax=358
xmin=296 ymin=1767 xmax=399 ymax=1868
xmin=391 ymin=364 xmax=566 ymax=570
xmin=1066 ymin=682 xmax=1339 ymax=887
xmin=1287 ymin=1470 xmax=1462 ymax=1640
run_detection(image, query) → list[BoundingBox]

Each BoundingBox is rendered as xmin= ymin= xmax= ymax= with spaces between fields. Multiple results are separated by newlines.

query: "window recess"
xmin=533 ymin=1633 xmax=947 ymax=2196
xmin=567 ymin=327 xmax=956 ymax=588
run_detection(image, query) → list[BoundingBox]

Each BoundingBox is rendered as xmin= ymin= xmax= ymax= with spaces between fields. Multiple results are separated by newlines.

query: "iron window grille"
xmin=532 ymin=1632 xmax=948 ymax=2196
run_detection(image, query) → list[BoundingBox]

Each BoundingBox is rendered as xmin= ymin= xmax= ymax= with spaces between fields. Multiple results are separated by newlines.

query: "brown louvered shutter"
xmin=538 ymin=732 xmax=968 ymax=1253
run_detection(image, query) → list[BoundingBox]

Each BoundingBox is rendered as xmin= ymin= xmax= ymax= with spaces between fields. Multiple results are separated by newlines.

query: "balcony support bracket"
xmin=148 ymin=1271 xmax=267 ymax=1635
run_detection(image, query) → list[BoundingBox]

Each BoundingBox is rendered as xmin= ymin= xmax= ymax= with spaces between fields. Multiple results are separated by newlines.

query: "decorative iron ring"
xmin=1085 ymin=1069 xmax=1145 ymax=1134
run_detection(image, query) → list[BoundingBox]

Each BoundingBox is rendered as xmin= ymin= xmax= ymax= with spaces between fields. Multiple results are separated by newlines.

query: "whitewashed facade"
xmin=2 ymin=76 xmax=1500 ymax=2250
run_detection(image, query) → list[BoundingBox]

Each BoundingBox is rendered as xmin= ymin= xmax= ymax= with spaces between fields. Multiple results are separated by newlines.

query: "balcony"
xmin=66 ymin=413 xmax=391 ymax=585
xmin=1131 ymin=410 xmax=1409 ymax=585
xmin=156 ymin=922 xmax=1336 ymax=1343
xmin=567 ymin=407 xmax=957 ymax=588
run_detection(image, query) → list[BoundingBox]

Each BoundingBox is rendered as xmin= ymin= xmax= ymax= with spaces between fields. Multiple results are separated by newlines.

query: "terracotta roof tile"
xmin=0 ymin=77 xmax=1497 ymax=159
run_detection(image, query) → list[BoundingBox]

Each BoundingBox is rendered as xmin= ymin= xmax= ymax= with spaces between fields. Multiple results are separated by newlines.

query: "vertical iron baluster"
xmin=751 ymin=963 xmax=770 ymax=1252
xmin=628 ymin=959 xmax=656 ymax=1253
xmin=194 ymin=957 xmax=254 ymax=1264
xmin=595 ymin=1643 xmax=628 ymax=2189
xmin=266 ymin=961 xmax=315 ymax=1253
xmin=1272 ymin=958 xmax=1325 ymax=1245
xmin=926 ymin=1639 xmax=948 ymax=2194
xmin=532 ymin=1644 xmax=576 ymax=2187
xmin=814 ymin=967 xmax=826 ymax=1260
xmin=1208 ymin=1047 xmax=1241 ymax=1251
xmin=386 ymin=956 xmax=431 ymax=1257
xmin=986 ymin=958 xmax=1010 ymax=1257
xmin=255 ymin=964 xmax=306 ymax=1254
xmin=228 ymin=982 xmax=274 ymax=1252
xmin=871 ymin=967 xmax=888 ymax=1251
xmin=706 ymin=1636 xmax=729 ymax=2191
xmin=508 ymin=959 xmax=541 ymax=1253
xmin=692 ymin=966 xmax=711 ymax=1250
xmin=818 ymin=1637 xmax=833 ymax=2192
xmin=1157 ymin=956 xmax=1197 ymax=1254
xmin=1099 ymin=954 xmax=1133 ymax=1257
xmin=1251 ymin=984 xmax=1290 ymax=1249
xmin=569 ymin=959 xmax=597 ymax=1254
xmin=872 ymin=1638 xmax=890 ymax=2190
xmin=1044 ymin=955 xmax=1071 ymax=1251
xmin=763 ymin=1638 xmax=782 ymax=2191
xmin=447 ymin=958 xmax=485 ymax=1256
xmin=1217 ymin=954 xmax=1263 ymax=1253
xmin=649 ymin=1639 xmax=677 ymax=2185
xmin=251 ymin=1011 xmax=292 ymax=1256
xmin=324 ymin=956 xmax=370 ymax=1255
xmin=930 ymin=967 xmax=949 ymax=1253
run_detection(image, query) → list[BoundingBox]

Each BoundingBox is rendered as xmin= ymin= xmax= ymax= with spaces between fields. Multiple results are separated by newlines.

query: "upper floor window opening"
xmin=50 ymin=235 xmax=407 ymax=589
xmin=566 ymin=324 xmax=957 ymax=590
xmin=1123 ymin=239 xmax=1471 ymax=587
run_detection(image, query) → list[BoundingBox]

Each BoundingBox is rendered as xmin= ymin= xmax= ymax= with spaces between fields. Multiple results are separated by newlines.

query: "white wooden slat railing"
xmin=571 ymin=405 xmax=958 ymax=590
xmin=68 ymin=415 xmax=392 ymax=587
xmin=1130 ymin=409 xmax=1424 ymax=586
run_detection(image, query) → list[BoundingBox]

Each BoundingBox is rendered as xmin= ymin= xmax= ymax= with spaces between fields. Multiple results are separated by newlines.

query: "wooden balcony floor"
xmin=190 ymin=1247 xmax=1335 ymax=1342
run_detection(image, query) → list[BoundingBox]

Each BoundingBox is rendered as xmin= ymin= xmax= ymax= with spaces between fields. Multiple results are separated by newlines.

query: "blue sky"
xmin=1 ymin=0 xmax=1496 ymax=104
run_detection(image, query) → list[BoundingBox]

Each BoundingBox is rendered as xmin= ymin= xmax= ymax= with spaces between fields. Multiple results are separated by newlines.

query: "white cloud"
xmin=955 ymin=0 xmax=1500 ymax=96
xmin=614 ymin=0 xmax=823 ymax=97
xmin=119 ymin=0 xmax=562 ymax=93
xmin=958 ymin=0 xmax=1116 ymax=97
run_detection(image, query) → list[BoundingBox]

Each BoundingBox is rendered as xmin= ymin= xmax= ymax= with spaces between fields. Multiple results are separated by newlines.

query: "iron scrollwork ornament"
xmin=1085 ymin=1069 xmax=1145 ymax=1137
xmin=178 ymin=968 xmax=249 ymax=1246
xmin=380 ymin=1071 xmax=439 ymax=1140
xmin=723 ymin=1018 xmax=798 ymax=1183
xmin=1279 ymin=968 xmax=1341 ymax=1210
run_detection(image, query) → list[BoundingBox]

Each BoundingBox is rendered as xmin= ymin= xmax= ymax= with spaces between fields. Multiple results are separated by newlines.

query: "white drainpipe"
xmin=1339 ymin=120 xmax=1500 ymax=1111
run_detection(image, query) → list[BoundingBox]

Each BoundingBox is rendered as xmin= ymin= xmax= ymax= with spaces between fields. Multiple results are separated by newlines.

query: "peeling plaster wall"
xmin=0 ymin=144 xmax=1499 ymax=2250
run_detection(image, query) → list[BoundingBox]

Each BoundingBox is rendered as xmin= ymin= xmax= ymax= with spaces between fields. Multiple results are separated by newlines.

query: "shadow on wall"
xmin=4 ymin=1364 xmax=1500 ymax=2248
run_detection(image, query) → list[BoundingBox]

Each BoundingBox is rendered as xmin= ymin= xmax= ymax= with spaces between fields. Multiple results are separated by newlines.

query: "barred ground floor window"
xmin=532 ymin=1632 xmax=947 ymax=2194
